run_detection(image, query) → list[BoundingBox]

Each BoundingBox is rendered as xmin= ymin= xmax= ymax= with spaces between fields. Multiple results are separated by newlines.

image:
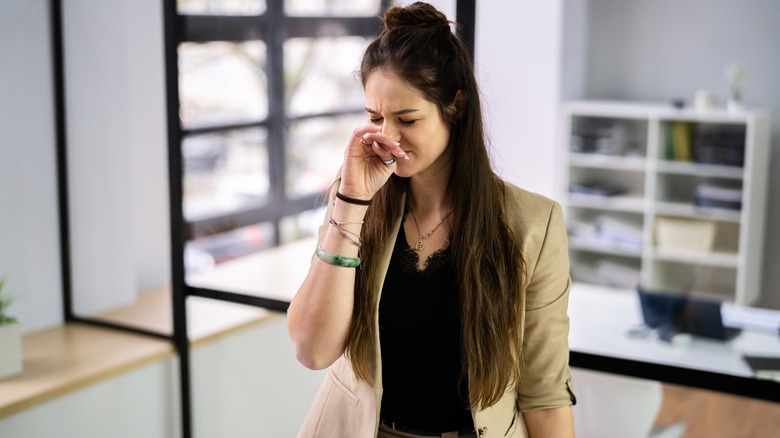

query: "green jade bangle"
xmin=315 ymin=246 xmax=361 ymax=268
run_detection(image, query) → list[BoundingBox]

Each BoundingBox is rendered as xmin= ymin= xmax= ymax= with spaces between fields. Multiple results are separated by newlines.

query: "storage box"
xmin=655 ymin=217 xmax=716 ymax=252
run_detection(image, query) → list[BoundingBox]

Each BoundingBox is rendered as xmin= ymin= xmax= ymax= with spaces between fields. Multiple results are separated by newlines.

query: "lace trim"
xmin=396 ymin=222 xmax=451 ymax=276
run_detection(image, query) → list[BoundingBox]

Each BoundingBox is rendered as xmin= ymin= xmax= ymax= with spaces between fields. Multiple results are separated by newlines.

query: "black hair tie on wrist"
xmin=336 ymin=191 xmax=372 ymax=206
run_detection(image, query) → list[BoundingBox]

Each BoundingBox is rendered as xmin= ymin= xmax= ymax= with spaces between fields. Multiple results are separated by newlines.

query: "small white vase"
xmin=727 ymin=98 xmax=744 ymax=115
xmin=0 ymin=322 xmax=23 ymax=380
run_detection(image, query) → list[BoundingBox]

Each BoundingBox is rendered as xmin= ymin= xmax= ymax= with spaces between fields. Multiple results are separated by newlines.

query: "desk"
xmin=568 ymin=282 xmax=780 ymax=401
xmin=186 ymin=237 xmax=316 ymax=304
xmin=188 ymin=238 xmax=780 ymax=401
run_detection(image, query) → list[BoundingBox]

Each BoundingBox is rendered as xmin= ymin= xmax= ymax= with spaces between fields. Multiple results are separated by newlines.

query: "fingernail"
xmin=393 ymin=141 xmax=400 ymax=146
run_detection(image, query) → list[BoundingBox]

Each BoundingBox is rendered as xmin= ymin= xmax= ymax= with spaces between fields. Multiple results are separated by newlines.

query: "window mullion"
xmin=266 ymin=2 xmax=287 ymax=244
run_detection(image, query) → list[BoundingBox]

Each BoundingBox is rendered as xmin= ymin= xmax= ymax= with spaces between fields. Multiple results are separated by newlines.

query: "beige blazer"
xmin=297 ymin=182 xmax=575 ymax=438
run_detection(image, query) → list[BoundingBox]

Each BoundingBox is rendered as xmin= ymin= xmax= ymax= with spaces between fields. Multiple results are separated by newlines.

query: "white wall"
xmin=0 ymin=0 xmax=170 ymax=334
xmin=475 ymin=1 xmax=574 ymax=200
xmin=0 ymin=0 xmax=63 ymax=334
xmin=63 ymin=0 xmax=137 ymax=314
xmin=64 ymin=0 xmax=170 ymax=316
xmin=586 ymin=0 xmax=780 ymax=308
xmin=125 ymin=0 xmax=171 ymax=293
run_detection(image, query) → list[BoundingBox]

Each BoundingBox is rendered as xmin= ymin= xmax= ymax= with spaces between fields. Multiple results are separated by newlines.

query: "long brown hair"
xmin=345 ymin=2 xmax=527 ymax=410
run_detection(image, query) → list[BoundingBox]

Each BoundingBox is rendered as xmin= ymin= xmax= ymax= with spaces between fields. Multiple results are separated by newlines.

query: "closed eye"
xmin=399 ymin=119 xmax=416 ymax=126
xmin=369 ymin=117 xmax=383 ymax=124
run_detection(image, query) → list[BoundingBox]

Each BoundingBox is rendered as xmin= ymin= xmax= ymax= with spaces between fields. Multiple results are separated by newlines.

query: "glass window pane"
xmin=183 ymin=128 xmax=269 ymax=221
xmin=285 ymin=37 xmax=369 ymax=117
xmin=279 ymin=207 xmax=326 ymax=244
xmin=177 ymin=0 xmax=267 ymax=15
xmin=185 ymin=222 xmax=275 ymax=275
xmin=285 ymin=0 xmax=380 ymax=16
xmin=286 ymin=113 xmax=366 ymax=197
xmin=179 ymin=41 xmax=268 ymax=129
xmin=284 ymin=0 xmax=380 ymax=17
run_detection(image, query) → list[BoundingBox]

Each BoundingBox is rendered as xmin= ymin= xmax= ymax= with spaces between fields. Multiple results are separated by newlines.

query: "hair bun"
xmin=382 ymin=2 xmax=452 ymax=33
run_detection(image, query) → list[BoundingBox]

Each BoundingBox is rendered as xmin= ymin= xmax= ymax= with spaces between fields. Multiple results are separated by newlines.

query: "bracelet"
xmin=315 ymin=246 xmax=361 ymax=268
xmin=336 ymin=191 xmax=371 ymax=206
xmin=329 ymin=217 xmax=362 ymax=247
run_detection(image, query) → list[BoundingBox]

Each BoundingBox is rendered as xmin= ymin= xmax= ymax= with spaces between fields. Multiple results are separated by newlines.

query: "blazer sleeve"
xmin=517 ymin=201 xmax=576 ymax=412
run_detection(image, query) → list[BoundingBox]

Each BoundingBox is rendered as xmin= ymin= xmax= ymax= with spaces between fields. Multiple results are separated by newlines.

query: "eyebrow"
xmin=364 ymin=107 xmax=419 ymax=116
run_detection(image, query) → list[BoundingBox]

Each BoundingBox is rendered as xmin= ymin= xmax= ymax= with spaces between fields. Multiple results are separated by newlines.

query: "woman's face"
xmin=364 ymin=70 xmax=452 ymax=179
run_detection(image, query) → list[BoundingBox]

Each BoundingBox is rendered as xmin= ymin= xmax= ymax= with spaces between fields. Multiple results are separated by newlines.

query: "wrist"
xmin=332 ymin=200 xmax=369 ymax=224
xmin=335 ymin=191 xmax=371 ymax=205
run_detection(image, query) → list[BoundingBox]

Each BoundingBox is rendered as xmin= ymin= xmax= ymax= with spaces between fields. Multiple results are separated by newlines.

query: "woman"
xmin=288 ymin=3 xmax=575 ymax=437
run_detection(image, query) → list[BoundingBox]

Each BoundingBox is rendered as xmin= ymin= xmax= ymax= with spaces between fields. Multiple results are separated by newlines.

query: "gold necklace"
xmin=409 ymin=209 xmax=451 ymax=251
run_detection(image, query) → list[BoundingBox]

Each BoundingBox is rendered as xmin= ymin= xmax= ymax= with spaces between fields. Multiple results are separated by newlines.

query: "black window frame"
xmin=178 ymin=4 xmax=391 ymax=242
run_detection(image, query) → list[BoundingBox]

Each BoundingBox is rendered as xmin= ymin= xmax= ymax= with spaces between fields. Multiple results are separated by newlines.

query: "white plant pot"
xmin=727 ymin=98 xmax=744 ymax=115
xmin=0 ymin=322 xmax=23 ymax=380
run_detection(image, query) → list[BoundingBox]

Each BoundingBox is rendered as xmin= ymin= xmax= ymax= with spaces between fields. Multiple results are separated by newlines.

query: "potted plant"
xmin=0 ymin=275 xmax=23 ymax=380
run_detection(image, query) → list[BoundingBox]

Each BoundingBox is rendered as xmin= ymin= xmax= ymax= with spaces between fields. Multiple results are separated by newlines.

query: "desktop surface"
xmin=568 ymin=282 xmax=780 ymax=379
xmin=187 ymin=238 xmax=780 ymax=400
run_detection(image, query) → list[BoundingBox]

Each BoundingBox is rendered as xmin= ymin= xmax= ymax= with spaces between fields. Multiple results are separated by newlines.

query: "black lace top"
xmin=378 ymin=221 xmax=473 ymax=432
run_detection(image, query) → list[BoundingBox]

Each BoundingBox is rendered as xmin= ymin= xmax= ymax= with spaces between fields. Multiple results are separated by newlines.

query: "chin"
xmin=393 ymin=167 xmax=412 ymax=178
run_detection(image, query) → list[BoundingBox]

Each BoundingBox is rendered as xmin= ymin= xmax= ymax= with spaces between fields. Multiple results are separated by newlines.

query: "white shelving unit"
xmin=560 ymin=100 xmax=771 ymax=305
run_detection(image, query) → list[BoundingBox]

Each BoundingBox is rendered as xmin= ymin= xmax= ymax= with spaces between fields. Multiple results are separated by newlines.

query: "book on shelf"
xmin=569 ymin=182 xmax=625 ymax=197
xmin=571 ymin=259 xmax=640 ymax=289
xmin=694 ymin=183 xmax=743 ymax=211
xmin=595 ymin=216 xmax=643 ymax=250
xmin=568 ymin=216 xmax=642 ymax=253
xmin=670 ymin=121 xmax=693 ymax=161
xmin=694 ymin=124 xmax=746 ymax=167
xmin=570 ymin=118 xmax=629 ymax=155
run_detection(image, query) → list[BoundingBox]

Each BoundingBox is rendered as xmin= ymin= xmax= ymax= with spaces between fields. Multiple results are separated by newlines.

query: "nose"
xmin=381 ymin=121 xmax=402 ymax=142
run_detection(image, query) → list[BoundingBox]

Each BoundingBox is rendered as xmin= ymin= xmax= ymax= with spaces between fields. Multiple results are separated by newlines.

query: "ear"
xmin=448 ymin=90 xmax=467 ymax=120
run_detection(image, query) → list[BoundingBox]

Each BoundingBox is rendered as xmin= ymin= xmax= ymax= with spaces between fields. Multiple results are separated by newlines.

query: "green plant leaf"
xmin=0 ymin=275 xmax=18 ymax=325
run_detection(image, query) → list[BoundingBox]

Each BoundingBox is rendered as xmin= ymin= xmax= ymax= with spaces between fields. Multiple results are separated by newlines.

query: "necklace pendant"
xmin=414 ymin=240 xmax=424 ymax=251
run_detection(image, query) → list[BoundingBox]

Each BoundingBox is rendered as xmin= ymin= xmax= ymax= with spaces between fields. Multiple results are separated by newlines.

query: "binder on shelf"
xmin=694 ymin=125 xmax=746 ymax=167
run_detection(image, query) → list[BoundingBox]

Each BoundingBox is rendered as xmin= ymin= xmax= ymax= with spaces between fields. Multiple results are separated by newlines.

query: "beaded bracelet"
xmin=315 ymin=246 xmax=361 ymax=268
xmin=335 ymin=191 xmax=371 ymax=206
xmin=329 ymin=217 xmax=362 ymax=247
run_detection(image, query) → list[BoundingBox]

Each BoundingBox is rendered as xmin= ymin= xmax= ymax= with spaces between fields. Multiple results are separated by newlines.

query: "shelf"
xmin=568 ymin=194 xmax=646 ymax=213
xmin=562 ymin=100 xmax=769 ymax=305
xmin=654 ymin=202 xmax=741 ymax=222
xmin=656 ymin=160 xmax=744 ymax=179
xmin=565 ymin=100 xmax=664 ymax=119
xmin=569 ymin=236 xmax=642 ymax=258
xmin=651 ymin=248 xmax=739 ymax=268
xmin=657 ymin=110 xmax=755 ymax=124
xmin=569 ymin=153 xmax=647 ymax=171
